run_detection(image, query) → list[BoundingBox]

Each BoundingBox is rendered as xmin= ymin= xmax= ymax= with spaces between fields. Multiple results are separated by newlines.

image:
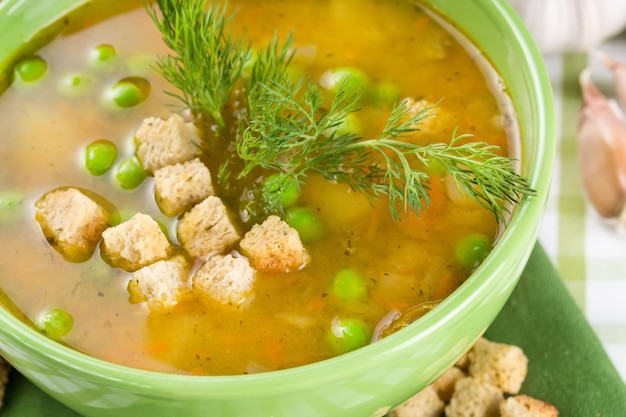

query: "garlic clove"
xmin=578 ymin=68 xmax=626 ymax=218
xmin=599 ymin=52 xmax=626 ymax=107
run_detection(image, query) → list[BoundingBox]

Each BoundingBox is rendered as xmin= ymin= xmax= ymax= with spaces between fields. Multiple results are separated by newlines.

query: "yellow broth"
xmin=0 ymin=0 xmax=511 ymax=375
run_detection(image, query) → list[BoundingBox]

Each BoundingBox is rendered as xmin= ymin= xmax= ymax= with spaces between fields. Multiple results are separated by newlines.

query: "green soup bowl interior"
xmin=0 ymin=0 xmax=555 ymax=416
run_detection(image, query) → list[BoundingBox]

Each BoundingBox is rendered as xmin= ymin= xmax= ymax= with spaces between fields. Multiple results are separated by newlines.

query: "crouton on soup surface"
xmin=240 ymin=215 xmax=309 ymax=273
xmin=135 ymin=113 xmax=203 ymax=173
xmin=154 ymin=157 xmax=214 ymax=217
xmin=101 ymin=213 xmax=171 ymax=271
xmin=177 ymin=196 xmax=240 ymax=259
xmin=128 ymin=255 xmax=190 ymax=311
xmin=192 ymin=254 xmax=255 ymax=307
xmin=35 ymin=187 xmax=109 ymax=262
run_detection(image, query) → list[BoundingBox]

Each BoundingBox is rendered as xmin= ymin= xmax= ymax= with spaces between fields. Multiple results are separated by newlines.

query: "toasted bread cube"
xmin=455 ymin=351 xmax=471 ymax=370
xmin=239 ymin=215 xmax=309 ymax=273
xmin=35 ymin=188 xmax=109 ymax=262
xmin=177 ymin=196 xmax=240 ymax=259
xmin=154 ymin=158 xmax=214 ymax=216
xmin=432 ymin=366 xmax=466 ymax=402
xmin=0 ymin=356 xmax=10 ymax=409
xmin=469 ymin=338 xmax=528 ymax=394
xmin=193 ymin=254 xmax=255 ymax=307
xmin=390 ymin=385 xmax=445 ymax=417
xmin=135 ymin=114 xmax=202 ymax=173
xmin=101 ymin=213 xmax=171 ymax=271
xmin=128 ymin=255 xmax=189 ymax=311
xmin=500 ymin=395 xmax=559 ymax=417
xmin=445 ymin=377 xmax=503 ymax=417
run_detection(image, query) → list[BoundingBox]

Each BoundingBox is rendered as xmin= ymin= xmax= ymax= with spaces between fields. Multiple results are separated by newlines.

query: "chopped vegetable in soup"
xmin=0 ymin=0 xmax=533 ymax=375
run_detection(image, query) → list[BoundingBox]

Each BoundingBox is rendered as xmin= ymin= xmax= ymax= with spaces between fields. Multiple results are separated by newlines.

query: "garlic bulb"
xmin=578 ymin=68 xmax=626 ymax=219
xmin=508 ymin=0 xmax=626 ymax=55
xmin=601 ymin=53 xmax=626 ymax=107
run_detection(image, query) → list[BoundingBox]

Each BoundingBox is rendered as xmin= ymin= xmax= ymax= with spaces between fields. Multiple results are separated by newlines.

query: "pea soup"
xmin=0 ymin=0 xmax=524 ymax=375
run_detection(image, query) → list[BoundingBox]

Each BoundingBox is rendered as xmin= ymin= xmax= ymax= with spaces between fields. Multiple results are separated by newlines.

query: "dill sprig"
xmin=148 ymin=0 xmax=249 ymax=127
xmin=149 ymin=0 xmax=536 ymax=223
xmin=249 ymin=32 xmax=295 ymax=87
xmin=239 ymin=78 xmax=535 ymax=222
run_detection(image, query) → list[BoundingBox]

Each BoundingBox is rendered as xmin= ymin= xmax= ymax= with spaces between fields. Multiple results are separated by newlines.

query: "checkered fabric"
xmin=537 ymin=32 xmax=626 ymax=382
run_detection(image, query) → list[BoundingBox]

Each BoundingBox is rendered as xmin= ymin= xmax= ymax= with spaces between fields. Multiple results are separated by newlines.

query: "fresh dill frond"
xmin=147 ymin=1 xmax=535 ymax=223
xmin=238 ymin=78 xmax=536 ymax=222
xmin=148 ymin=0 xmax=249 ymax=128
xmin=249 ymin=32 xmax=295 ymax=87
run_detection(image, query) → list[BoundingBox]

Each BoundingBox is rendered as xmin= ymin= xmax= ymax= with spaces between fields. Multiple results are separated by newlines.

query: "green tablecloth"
xmin=1 ymin=243 xmax=625 ymax=416
xmin=485 ymin=244 xmax=626 ymax=416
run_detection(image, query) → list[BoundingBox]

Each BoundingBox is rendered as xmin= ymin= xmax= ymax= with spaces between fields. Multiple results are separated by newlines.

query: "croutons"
xmin=0 ymin=356 xmax=10 ymax=409
xmin=431 ymin=366 xmax=465 ymax=402
xmin=135 ymin=113 xmax=203 ymax=173
xmin=239 ymin=215 xmax=309 ymax=273
xmin=35 ymin=187 xmax=109 ymax=262
xmin=445 ymin=377 xmax=504 ymax=417
xmin=193 ymin=254 xmax=255 ymax=307
xmin=500 ymin=395 xmax=559 ymax=417
xmin=389 ymin=385 xmax=444 ymax=417
xmin=127 ymin=255 xmax=189 ymax=311
xmin=389 ymin=337 xmax=558 ymax=417
xmin=177 ymin=196 xmax=240 ymax=259
xmin=469 ymin=337 xmax=528 ymax=394
xmin=101 ymin=213 xmax=171 ymax=271
xmin=154 ymin=157 xmax=214 ymax=216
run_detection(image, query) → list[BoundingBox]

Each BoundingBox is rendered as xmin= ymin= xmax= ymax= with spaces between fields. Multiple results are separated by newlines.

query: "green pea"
xmin=38 ymin=308 xmax=73 ymax=340
xmin=89 ymin=44 xmax=116 ymax=66
xmin=57 ymin=71 xmax=95 ymax=98
xmin=105 ymin=76 xmax=151 ymax=109
xmin=14 ymin=56 xmax=47 ymax=83
xmin=454 ymin=233 xmax=492 ymax=269
xmin=115 ymin=157 xmax=147 ymax=189
xmin=332 ymin=268 xmax=367 ymax=302
xmin=85 ymin=139 xmax=118 ymax=176
xmin=262 ymin=174 xmax=299 ymax=210
xmin=327 ymin=317 xmax=372 ymax=354
xmin=369 ymin=81 xmax=400 ymax=106
xmin=324 ymin=113 xmax=362 ymax=137
xmin=320 ymin=67 xmax=369 ymax=94
xmin=285 ymin=207 xmax=322 ymax=243
xmin=0 ymin=190 xmax=24 ymax=222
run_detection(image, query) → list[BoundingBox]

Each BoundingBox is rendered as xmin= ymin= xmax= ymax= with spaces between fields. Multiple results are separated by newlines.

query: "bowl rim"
xmin=0 ymin=0 xmax=556 ymax=399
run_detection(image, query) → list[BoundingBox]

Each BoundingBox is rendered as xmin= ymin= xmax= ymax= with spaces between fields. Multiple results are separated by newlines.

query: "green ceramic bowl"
xmin=0 ymin=1 xmax=555 ymax=416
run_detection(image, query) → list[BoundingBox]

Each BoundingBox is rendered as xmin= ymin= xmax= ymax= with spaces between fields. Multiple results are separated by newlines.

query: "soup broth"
xmin=0 ymin=0 xmax=514 ymax=375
